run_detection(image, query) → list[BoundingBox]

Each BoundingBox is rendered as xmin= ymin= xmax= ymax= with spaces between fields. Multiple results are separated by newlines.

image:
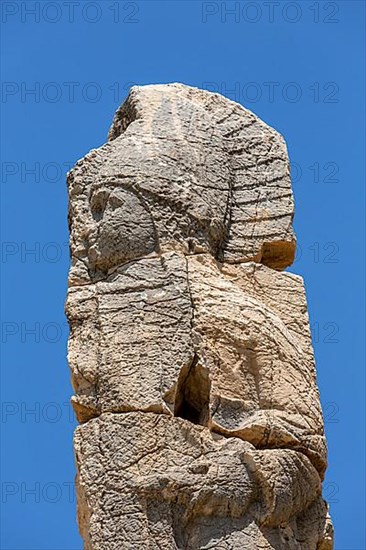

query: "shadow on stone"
xmin=174 ymin=354 xmax=210 ymax=426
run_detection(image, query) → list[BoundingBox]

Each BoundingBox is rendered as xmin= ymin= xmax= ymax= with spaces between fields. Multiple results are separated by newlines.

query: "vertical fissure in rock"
xmin=174 ymin=353 xmax=211 ymax=426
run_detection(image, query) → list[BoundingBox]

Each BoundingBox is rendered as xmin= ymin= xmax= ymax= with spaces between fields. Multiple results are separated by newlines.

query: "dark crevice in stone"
xmin=174 ymin=354 xmax=211 ymax=426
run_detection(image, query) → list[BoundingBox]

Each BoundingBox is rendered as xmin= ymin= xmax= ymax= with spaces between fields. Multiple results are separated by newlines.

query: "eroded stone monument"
xmin=66 ymin=84 xmax=333 ymax=549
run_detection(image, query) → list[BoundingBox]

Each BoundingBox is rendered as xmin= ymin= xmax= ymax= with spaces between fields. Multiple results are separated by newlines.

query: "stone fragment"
xmin=75 ymin=412 xmax=331 ymax=550
xmin=66 ymin=84 xmax=333 ymax=549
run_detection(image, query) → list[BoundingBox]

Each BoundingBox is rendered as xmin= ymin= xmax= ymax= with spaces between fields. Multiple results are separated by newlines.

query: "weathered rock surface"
xmin=75 ymin=413 xmax=332 ymax=550
xmin=66 ymin=84 xmax=333 ymax=549
xmin=187 ymin=255 xmax=327 ymax=478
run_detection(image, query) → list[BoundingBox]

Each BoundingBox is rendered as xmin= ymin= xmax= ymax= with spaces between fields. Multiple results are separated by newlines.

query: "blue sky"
xmin=1 ymin=1 xmax=365 ymax=549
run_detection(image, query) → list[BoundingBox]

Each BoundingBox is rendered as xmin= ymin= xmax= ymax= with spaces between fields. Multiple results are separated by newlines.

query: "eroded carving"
xmin=67 ymin=84 xmax=333 ymax=549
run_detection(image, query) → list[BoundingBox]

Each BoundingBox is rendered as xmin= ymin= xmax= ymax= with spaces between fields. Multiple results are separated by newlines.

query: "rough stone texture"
xmin=66 ymin=84 xmax=333 ymax=549
xmin=75 ymin=413 xmax=333 ymax=550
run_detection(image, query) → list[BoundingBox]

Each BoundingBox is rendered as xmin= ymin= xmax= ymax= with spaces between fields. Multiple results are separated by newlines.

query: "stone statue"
xmin=66 ymin=84 xmax=333 ymax=549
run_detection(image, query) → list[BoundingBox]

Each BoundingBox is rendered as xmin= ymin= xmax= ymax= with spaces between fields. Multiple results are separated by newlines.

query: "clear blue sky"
xmin=1 ymin=1 xmax=365 ymax=549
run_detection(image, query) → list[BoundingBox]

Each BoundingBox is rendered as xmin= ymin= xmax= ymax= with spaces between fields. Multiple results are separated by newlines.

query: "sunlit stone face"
xmin=88 ymin=185 xmax=157 ymax=271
